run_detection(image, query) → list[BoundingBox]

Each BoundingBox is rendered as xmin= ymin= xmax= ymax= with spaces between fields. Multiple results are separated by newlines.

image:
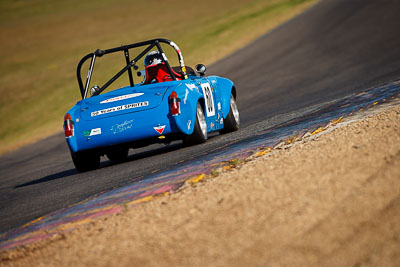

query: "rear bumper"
xmin=66 ymin=104 xmax=180 ymax=153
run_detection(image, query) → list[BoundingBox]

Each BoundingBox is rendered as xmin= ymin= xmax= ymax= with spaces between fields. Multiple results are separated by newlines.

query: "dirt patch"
xmin=2 ymin=104 xmax=400 ymax=266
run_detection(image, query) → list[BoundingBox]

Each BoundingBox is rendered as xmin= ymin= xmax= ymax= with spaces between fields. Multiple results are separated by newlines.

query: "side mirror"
xmin=195 ymin=64 xmax=207 ymax=77
xmin=90 ymin=85 xmax=100 ymax=96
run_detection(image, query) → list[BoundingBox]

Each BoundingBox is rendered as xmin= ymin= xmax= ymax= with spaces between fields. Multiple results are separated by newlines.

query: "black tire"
xmin=220 ymin=93 xmax=240 ymax=134
xmin=106 ymin=148 xmax=129 ymax=163
xmin=71 ymin=150 xmax=100 ymax=172
xmin=183 ymin=102 xmax=208 ymax=145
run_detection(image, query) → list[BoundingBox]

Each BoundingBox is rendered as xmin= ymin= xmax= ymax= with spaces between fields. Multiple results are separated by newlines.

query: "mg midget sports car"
xmin=64 ymin=39 xmax=240 ymax=172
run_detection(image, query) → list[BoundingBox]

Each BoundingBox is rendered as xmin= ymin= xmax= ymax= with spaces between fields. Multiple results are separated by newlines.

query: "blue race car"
xmin=64 ymin=39 xmax=239 ymax=172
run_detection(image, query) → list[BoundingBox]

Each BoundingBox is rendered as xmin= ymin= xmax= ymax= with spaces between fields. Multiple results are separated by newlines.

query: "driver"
xmin=143 ymin=51 xmax=182 ymax=84
xmin=144 ymin=51 xmax=163 ymax=67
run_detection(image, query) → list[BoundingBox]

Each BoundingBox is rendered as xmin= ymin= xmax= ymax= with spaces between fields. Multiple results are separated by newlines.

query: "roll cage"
xmin=77 ymin=38 xmax=189 ymax=99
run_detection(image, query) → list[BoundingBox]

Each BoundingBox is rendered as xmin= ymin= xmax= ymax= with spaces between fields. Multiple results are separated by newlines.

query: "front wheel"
xmin=183 ymin=102 xmax=208 ymax=145
xmin=220 ymin=93 xmax=240 ymax=134
xmin=71 ymin=150 xmax=100 ymax=172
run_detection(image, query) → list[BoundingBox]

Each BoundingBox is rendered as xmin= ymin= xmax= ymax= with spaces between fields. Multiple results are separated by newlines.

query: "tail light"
xmin=169 ymin=91 xmax=181 ymax=116
xmin=64 ymin=113 xmax=74 ymax=138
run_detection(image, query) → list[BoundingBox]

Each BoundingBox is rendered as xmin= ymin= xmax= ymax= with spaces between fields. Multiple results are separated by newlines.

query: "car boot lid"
xmin=79 ymin=84 xmax=171 ymax=121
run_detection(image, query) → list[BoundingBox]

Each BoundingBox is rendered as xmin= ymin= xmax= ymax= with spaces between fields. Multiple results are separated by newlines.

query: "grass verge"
xmin=0 ymin=0 xmax=317 ymax=154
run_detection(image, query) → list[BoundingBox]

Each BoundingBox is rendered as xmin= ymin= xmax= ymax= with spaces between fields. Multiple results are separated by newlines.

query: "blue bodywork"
xmin=65 ymin=75 xmax=235 ymax=153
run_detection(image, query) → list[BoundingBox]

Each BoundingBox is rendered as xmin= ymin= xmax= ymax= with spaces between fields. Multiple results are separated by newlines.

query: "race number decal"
xmin=201 ymin=83 xmax=215 ymax=117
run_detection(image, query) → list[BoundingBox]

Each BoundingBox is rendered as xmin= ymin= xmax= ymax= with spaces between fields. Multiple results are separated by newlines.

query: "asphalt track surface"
xmin=1 ymin=0 xmax=400 ymax=234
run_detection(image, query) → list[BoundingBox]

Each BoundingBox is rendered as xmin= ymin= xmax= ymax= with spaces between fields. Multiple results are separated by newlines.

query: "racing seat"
xmin=144 ymin=63 xmax=182 ymax=84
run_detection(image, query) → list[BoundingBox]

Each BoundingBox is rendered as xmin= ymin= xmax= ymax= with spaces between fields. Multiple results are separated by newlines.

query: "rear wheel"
xmin=183 ymin=102 xmax=208 ymax=145
xmin=220 ymin=93 xmax=240 ymax=133
xmin=71 ymin=150 xmax=100 ymax=172
xmin=106 ymin=148 xmax=129 ymax=163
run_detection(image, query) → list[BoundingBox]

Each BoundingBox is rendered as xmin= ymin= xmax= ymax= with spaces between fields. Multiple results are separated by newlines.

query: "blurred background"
xmin=0 ymin=0 xmax=315 ymax=154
